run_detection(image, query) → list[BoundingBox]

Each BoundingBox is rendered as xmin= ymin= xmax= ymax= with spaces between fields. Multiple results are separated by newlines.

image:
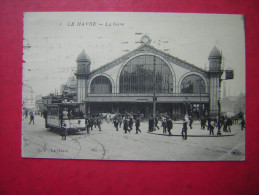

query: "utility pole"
xmin=217 ymin=58 xmax=222 ymax=135
xmin=153 ymin=55 xmax=156 ymax=131
xmin=199 ymin=86 xmax=202 ymax=119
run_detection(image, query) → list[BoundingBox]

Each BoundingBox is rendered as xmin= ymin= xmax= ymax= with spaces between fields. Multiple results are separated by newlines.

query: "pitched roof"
xmin=77 ymin=49 xmax=91 ymax=63
xmin=89 ymin=44 xmax=208 ymax=78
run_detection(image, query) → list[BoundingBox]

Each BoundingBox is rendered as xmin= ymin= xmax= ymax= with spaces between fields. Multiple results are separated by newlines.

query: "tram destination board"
xmin=22 ymin=12 xmax=246 ymax=161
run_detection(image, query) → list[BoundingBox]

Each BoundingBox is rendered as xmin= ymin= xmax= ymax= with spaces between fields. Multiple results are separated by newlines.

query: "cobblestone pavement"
xmin=22 ymin=116 xmax=245 ymax=161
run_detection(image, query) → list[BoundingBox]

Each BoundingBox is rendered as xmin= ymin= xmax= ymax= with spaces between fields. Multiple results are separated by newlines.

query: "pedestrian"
xmin=223 ymin=119 xmax=228 ymax=132
xmin=240 ymin=118 xmax=245 ymax=130
xmin=123 ymin=118 xmax=130 ymax=133
xmin=189 ymin=116 xmax=193 ymax=129
xmin=135 ymin=117 xmax=141 ymax=134
xmin=155 ymin=117 xmax=160 ymax=130
xmin=118 ymin=115 xmax=122 ymax=128
xmin=167 ymin=117 xmax=173 ymax=136
xmin=226 ymin=118 xmax=232 ymax=132
xmin=94 ymin=117 xmax=97 ymax=128
xmin=43 ymin=110 xmax=48 ymax=128
xmin=96 ymin=117 xmax=102 ymax=131
xmin=201 ymin=117 xmax=206 ymax=130
xmin=61 ymin=122 xmax=67 ymax=140
xmin=29 ymin=113 xmax=35 ymax=125
xmin=182 ymin=119 xmax=188 ymax=140
xmin=89 ymin=116 xmax=94 ymax=131
xmin=209 ymin=120 xmax=214 ymax=135
xmin=85 ymin=118 xmax=90 ymax=134
xmin=200 ymin=116 xmax=204 ymax=129
xmin=161 ymin=118 xmax=167 ymax=134
xmin=113 ymin=118 xmax=119 ymax=131
xmin=206 ymin=117 xmax=210 ymax=130
xmin=148 ymin=116 xmax=154 ymax=132
xmin=129 ymin=116 xmax=133 ymax=130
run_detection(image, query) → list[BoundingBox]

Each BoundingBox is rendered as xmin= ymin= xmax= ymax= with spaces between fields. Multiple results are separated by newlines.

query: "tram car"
xmin=45 ymin=103 xmax=86 ymax=133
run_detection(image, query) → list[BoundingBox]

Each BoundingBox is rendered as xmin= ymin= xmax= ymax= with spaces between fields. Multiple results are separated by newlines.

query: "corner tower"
xmin=75 ymin=50 xmax=91 ymax=103
xmin=208 ymin=47 xmax=222 ymax=115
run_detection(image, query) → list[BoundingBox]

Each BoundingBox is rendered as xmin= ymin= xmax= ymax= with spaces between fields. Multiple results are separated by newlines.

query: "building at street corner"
xmin=23 ymin=84 xmax=36 ymax=112
xmin=75 ymin=35 xmax=223 ymax=119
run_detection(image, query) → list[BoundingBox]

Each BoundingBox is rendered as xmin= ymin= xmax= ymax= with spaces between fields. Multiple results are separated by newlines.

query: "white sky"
xmin=23 ymin=12 xmax=246 ymax=97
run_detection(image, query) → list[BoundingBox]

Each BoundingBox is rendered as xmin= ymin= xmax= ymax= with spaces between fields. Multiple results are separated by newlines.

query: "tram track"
xmin=69 ymin=132 xmax=106 ymax=160
xmin=88 ymin=137 xmax=106 ymax=160
xmin=70 ymin=137 xmax=82 ymax=159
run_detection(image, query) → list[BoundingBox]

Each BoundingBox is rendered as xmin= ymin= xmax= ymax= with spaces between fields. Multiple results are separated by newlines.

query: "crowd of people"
xmin=58 ymin=112 xmax=245 ymax=141
xmin=23 ymin=108 xmax=245 ymax=141
xmin=85 ymin=113 xmax=142 ymax=134
xmin=200 ymin=114 xmax=246 ymax=135
xmin=148 ymin=114 xmax=189 ymax=140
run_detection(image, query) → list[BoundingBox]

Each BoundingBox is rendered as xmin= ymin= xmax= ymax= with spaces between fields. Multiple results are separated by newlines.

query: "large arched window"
xmin=119 ymin=55 xmax=174 ymax=94
xmin=90 ymin=76 xmax=112 ymax=94
xmin=181 ymin=74 xmax=206 ymax=94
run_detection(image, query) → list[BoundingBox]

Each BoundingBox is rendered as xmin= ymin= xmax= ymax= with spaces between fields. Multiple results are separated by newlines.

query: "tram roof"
xmin=46 ymin=103 xmax=83 ymax=108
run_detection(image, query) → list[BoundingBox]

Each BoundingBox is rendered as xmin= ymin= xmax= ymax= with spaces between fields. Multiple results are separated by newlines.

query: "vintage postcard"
xmin=22 ymin=12 xmax=246 ymax=160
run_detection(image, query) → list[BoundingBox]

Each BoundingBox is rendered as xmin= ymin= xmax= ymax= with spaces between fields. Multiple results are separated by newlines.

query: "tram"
xmin=45 ymin=103 xmax=86 ymax=133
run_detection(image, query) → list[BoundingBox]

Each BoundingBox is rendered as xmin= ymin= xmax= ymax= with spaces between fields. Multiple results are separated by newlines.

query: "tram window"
xmin=62 ymin=108 xmax=69 ymax=119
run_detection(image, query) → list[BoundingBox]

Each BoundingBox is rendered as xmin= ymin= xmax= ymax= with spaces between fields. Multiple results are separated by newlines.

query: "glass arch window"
xmin=119 ymin=55 xmax=174 ymax=94
xmin=181 ymin=74 xmax=206 ymax=94
xmin=90 ymin=76 xmax=112 ymax=94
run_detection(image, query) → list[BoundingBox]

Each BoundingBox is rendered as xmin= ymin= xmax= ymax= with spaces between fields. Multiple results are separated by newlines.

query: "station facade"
xmin=75 ymin=36 xmax=222 ymax=119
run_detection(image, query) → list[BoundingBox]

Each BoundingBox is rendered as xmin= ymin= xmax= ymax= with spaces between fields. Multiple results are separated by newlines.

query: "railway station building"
xmin=75 ymin=36 xmax=222 ymax=119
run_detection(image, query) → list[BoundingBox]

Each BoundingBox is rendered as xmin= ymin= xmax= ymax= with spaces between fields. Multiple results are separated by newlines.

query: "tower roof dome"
xmin=77 ymin=50 xmax=91 ymax=63
xmin=209 ymin=47 xmax=221 ymax=58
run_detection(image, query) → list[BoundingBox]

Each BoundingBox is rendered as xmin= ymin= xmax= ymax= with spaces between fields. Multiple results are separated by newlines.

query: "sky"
xmin=23 ymin=12 xmax=246 ymax=97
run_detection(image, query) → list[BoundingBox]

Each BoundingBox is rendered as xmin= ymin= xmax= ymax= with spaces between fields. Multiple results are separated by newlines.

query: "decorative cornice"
xmin=75 ymin=73 xmax=90 ymax=79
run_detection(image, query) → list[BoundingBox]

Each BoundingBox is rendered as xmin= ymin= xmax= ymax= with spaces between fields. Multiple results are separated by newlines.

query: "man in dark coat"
xmin=61 ymin=122 xmax=67 ymax=140
xmin=155 ymin=117 xmax=160 ymax=130
xmin=96 ymin=117 xmax=102 ymax=131
xmin=129 ymin=117 xmax=133 ymax=130
xmin=113 ymin=119 xmax=119 ymax=131
xmin=162 ymin=118 xmax=167 ymax=134
xmin=85 ymin=118 xmax=90 ymax=134
xmin=43 ymin=110 xmax=48 ymax=128
xmin=123 ymin=118 xmax=130 ymax=133
xmin=167 ymin=118 xmax=173 ymax=136
xmin=148 ymin=116 xmax=154 ymax=132
xmin=89 ymin=116 xmax=94 ymax=131
xmin=226 ymin=118 xmax=232 ymax=132
xmin=29 ymin=113 xmax=35 ymax=125
xmin=182 ymin=119 xmax=188 ymax=140
xmin=189 ymin=116 xmax=193 ymax=129
xmin=240 ymin=118 xmax=245 ymax=130
xmin=135 ymin=117 xmax=141 ymax=134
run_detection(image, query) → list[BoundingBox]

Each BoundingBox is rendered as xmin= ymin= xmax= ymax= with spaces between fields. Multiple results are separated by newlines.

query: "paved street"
xmin=22 ymin=116 xmax=245 ymax=161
